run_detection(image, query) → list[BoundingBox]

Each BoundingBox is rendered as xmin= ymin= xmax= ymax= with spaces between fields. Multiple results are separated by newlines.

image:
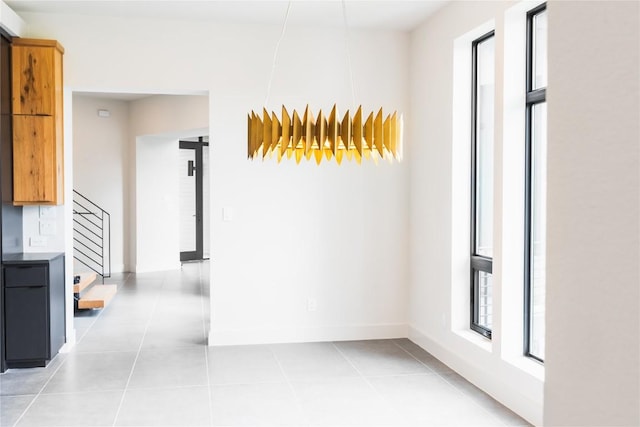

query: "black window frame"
xmin=470 ymin=30 xmax=495 ymax=340
xmin=524 ymin=2 xmax=547 ymax=362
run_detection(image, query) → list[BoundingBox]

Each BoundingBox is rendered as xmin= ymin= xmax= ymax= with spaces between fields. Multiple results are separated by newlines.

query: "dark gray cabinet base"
xmin=3 ymin=253 xmax=65 ymax=368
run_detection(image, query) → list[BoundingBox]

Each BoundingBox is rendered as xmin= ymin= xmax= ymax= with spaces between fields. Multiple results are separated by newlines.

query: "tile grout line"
xmin=9 ymin=357 xmax=67 ymax=426
xmin=196 ymin=261 xmax=215 ymax=427
xmin=389 ymin=340 xmax=439 ymax=374
xmin=202 ymin=378 xmax=299 ymax=387
xmin=391 ymin=340 xmax=509 ymax=427
xmin=6 ymin=385 xmax=208 ymax=397
xmin=391 ymin=340 xmax=469 ymax=395
xmin=110 ymin=273 xmax=164 ymax=427
xmin=332 ymin=341 xmax=451 ymax=424
xmin=268 ymin=346 xmax=310 ymax=427
xmin=330 ymin=342 xmax=397 ymax=408
xmin=76 ymin=273 xmax=131 ymax=343
xmin=8 ymin=273 xmax=133 ymax=427
xmin=70 ymin=272 xmax=126 ymax=345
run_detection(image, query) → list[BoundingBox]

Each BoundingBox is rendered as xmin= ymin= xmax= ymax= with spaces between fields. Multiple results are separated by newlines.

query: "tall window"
xmin=525 ymin=4 xmax=547 ymax=361
xmin=471 ymin=31 xmax=495 ymax=339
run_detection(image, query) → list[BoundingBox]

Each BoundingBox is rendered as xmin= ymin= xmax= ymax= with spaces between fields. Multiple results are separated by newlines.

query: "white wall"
xmin=135 ymin=136 xmax=181 ymax=272
xmin=22 ymin=206 xmax=65 ymax=252
xmin=128 ymin=95 xmax=208 ymax=272
xmin=18 ymin=10 xmax=410 ymax=348
xmin=409 ymin=1 xmax=544 ymax=424
xmin=410 ymin=0 xmax=640 ymax=425
xmin=70 ymin=94 xmax=207 ymax=273
xmin=207 ymin=34 xmax=410 ymax=343
xmin=72 ymin=95 xmax=129 ymax=273
xmin=0 ymin=0 xmax=25 ymax=36
xmin=544 ymin=1 xmax=640 ymax=425
xmin=128 ymin=95 xmax=209 ymax=137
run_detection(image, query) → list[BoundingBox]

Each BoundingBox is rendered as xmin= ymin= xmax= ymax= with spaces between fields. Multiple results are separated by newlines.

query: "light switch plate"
xmin=223 ymin=207 xmax=234 ymax=222
xmin=39 ymin=220 xmax=57 ymax=236
xmin=39 ymin=205 xmax=56 ymax=219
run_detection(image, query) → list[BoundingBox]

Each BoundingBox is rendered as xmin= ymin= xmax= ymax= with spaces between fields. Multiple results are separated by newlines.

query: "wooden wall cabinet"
xmin=11 ymin=38 xmax=64 ymax=205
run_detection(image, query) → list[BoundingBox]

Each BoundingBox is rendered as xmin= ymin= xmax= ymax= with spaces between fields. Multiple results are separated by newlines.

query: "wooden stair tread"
xmin=77 ymin=284 xmax=117 ymax=309
xmin=73 ymin=272 xmax=97 ymax=294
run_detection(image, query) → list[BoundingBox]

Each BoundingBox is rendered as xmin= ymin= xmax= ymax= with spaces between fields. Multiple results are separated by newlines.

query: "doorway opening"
xmin=179 ymin=136 xmax=210 ymax=262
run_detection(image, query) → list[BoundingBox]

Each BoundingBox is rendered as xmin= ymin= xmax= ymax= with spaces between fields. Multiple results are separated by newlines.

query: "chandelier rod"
xmin=341 ymin=0 xmax=357 ymax=110
xmin=264 ymin=1 xmax=292 ymax=107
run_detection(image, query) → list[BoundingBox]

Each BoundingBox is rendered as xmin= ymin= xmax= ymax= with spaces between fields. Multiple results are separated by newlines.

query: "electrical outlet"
xmin=307 ymin=297 xmax=317 ymax=312
xmin=39 ymin=220 xmax=57 ymax=236
xmin=30 ymin=236 xmax=47 ymax=247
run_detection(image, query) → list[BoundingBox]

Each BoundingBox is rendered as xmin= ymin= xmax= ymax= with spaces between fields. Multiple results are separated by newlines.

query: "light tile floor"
xmin=0 ymin=261 xmax=531 ymax=426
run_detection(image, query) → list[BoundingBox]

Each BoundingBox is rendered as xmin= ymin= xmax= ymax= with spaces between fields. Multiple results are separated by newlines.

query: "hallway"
xmin=1 ymin=262 xmax=529 ymax=426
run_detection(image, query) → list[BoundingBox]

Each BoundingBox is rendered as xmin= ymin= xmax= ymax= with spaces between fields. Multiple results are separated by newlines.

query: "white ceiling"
xmin=10 ymin=1 xmax=448 ymax=101
xmin=5 ymin=0 xmax=448 ymax=31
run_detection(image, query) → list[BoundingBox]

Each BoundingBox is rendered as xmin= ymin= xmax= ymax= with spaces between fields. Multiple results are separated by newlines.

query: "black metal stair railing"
xmin=72 ymin=190 xmax=111 ymax=282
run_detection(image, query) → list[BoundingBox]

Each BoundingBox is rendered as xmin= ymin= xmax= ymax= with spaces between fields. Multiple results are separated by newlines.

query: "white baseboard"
xmin=408 ymin=325 xmax=542 ymax=426
xmin=208 ymin=323 xmax=408 ymax=346
xmin=72 ymin=262 xmax=126 ymax=274
xmin=134 ymin=262 xmax=182 ymax=273
xmin=110 ymin=263 xmax=126 ymax=273
xmin=60 ymin=328 xmax=76 ymax=353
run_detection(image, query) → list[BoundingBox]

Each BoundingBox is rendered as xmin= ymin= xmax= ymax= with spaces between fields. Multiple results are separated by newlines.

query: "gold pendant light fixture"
xmin=248 ymin=104 xmax=402 ymax=165
xmin=247 ymin=1 xmax=403 ymax=165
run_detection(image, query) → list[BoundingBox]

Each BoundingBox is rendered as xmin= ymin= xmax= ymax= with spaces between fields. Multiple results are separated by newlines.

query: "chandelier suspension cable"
xmin=247 ymin=0 xmax=402 ymax=164
xmin=341 ymin=0 xmax=357 ymax=110
xmin=264 ymin=1 xmax=292 ymax=107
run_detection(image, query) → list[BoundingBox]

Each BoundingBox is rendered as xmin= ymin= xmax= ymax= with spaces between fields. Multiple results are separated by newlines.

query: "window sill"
xmin=504 ymin=353 xmax=545 ymax=381
xmin=454 ymin=328 xmax=492 ymax=353
xmin=454 ymin=328 xmax=544 ymax=381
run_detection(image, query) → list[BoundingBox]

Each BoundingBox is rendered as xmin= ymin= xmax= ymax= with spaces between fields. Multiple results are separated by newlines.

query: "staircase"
xmin=73 ymin=190 xmax=116 ymax=310
xmin=73 ymin=271 xmax=117 ymax=311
